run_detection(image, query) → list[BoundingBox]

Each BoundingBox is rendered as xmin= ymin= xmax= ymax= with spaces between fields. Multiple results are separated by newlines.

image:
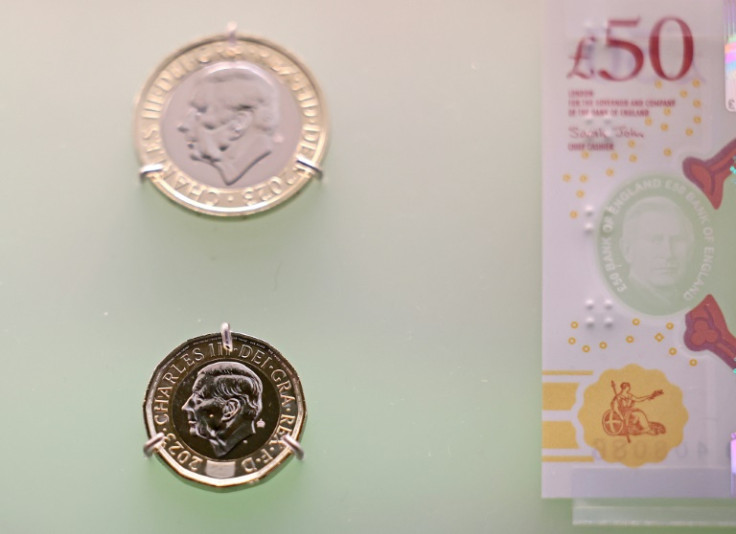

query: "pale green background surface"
xmin=0 ymin=1 xmax=731 ymax=532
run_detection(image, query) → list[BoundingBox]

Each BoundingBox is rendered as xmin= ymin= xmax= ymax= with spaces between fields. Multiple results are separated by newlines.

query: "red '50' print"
xmin=568 ymin=17 xmax=694 ymax=81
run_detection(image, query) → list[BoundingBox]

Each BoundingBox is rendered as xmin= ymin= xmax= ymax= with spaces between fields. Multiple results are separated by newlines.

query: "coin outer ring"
xmin=143 ymin=332 xmax=306 ymax=488
xmin=134 ymin=33 xmax=329 ymax=217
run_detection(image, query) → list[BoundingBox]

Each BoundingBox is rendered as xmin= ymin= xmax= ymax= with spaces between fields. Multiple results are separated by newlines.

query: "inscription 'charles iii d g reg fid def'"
xmin=134 ymin=31 xmax=328 ymax=216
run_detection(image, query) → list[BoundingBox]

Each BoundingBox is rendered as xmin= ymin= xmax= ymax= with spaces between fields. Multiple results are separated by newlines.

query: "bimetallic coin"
xmin=143 ymin=332 xmax=306 ymax=487
xmin=134 ymin=32 xmax=328 ymax=216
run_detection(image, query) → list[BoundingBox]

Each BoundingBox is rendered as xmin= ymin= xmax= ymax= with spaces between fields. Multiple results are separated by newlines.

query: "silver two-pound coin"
xmin=134 ymin=31 xmax=328 ymax=216
xmin=143 ymin=332 xmax=306 ymax=487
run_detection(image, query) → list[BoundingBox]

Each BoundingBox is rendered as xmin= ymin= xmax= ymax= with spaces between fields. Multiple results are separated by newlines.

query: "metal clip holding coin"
xmin=134 ymin=22 xmax=329 ymax=216
xmin=142 ymin=323 xmax=306 ymax=488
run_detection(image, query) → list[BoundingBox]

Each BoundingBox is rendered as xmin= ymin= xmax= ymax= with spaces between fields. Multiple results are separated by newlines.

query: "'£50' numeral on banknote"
xmin=568 ymin=17 xmax=694 ymax=81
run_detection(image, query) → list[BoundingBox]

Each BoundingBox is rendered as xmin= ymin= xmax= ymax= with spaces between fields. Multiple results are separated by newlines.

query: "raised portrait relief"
xmin=177 ymin=68 xmax=280 ymax=186
xmin=619 ymin=196 xmax=695 ymax=310
xmin=182 ymin=361 xmax=264 ymax=458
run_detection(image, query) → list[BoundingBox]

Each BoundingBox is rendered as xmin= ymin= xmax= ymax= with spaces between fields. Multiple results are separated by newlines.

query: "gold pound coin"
xmin=134 ymin=31 xmax=328 ymax=216
xmin=143 ymin=330 xmax=306 ymax=487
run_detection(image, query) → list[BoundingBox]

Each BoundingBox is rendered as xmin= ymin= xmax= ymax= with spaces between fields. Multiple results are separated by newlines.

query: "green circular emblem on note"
xmin=597 ymin=176 xmax=716 ymax=316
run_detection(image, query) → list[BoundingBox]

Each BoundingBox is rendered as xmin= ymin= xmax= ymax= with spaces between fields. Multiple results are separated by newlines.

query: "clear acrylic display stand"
xmin=573 ymin=499 xmax=736 ymax=527
xmin=568 ymin=460 xmax=736 ymax=525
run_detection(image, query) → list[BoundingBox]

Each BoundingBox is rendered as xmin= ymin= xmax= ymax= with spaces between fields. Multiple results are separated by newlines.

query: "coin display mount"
xmin=134 ymin=29 xmax=328 ymax=216
xmin=143 ymin=327 xmax=306 ymax=488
